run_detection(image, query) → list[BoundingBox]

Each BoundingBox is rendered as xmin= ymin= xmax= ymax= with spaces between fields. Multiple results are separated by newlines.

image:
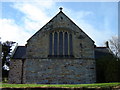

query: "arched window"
xmin=69 ymin=34 xmax=73 ymax=56
xmin=64 ymin=32 xmax=68 ymax=56
xmin=59 ymin=32 xmax=63 ymax=55
xmin=54 ymin=32 xmax=58 ymax=56
xmin=49 ymin=33 xmax=53 ymax=55
xmin=49 ymin=31 xmax=73 ymax=58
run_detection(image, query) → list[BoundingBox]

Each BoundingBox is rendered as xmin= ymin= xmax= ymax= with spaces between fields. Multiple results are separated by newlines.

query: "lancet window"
xmin=49 ymin=31 xmax=73 ymax=58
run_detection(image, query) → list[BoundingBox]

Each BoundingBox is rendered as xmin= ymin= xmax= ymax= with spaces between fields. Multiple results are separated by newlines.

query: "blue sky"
xmin=0 ymin=1 xmax=118 ymax=46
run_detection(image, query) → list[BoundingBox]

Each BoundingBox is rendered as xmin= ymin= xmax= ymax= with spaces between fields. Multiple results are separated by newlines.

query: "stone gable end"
xmin=9 ymin=9 xmax=96 ymax=84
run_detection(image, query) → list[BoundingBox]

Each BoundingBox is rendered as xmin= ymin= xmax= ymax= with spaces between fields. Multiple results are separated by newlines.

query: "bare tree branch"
xmin=109 ymin=36 xmax=120 ymax=58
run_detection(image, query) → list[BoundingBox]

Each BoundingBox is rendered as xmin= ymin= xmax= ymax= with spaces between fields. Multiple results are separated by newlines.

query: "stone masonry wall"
xmin=25 ymin=28 xmax=96 ymax=84
xmin=23 ymin=59 xmax=96 ymax=84
xmin=26 ymin=32 xmax=49 ymax=59
xmin=8 ymin=11 xmax=96 ymax=84
xmin=26 ymin=12 xmax=95 ymax=59
xmin=9 ymin=59 xmax=23 ymax=84
xmin=26 ymin=31 xmax=94 ymax=59
xmin=24 ymin=11 xmax=96 ymax=84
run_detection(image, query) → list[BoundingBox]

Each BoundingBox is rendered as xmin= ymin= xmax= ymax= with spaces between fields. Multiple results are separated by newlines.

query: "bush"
xmin=96 ymin=55 xmax=120 ymax=83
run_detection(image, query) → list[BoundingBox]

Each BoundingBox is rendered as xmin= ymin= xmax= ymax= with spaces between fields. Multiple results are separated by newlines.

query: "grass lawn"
xmin=1 ymin=82 xmax=120 ymax=88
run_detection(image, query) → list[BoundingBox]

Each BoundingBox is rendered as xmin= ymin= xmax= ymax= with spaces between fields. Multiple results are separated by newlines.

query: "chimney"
xmin=105 ymin=41 xmax=109 ymax=48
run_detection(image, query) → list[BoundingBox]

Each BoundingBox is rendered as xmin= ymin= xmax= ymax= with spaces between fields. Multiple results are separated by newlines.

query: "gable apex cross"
xmin=59 ymin=7 xmax=63 ymax=11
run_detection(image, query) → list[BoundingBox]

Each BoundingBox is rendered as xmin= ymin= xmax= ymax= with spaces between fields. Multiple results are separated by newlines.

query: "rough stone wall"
xmin=72 ymin=31 xmax=94 ymax=59
xmin=23 ymin=59 xmax=96 ymax=84
xmin=8 ymin=59 xmax=23 ymax=83
xmin=27 ymin=12 xmax=95 ymax=59
xmin=24 ymin=12 xmax=96 ymax=84
xmin=26 ymin=32 xmax=49 ymax=59
xmin=8 ymin=11 xmax=96 ymax=84
xmin=26 ymin=31 xmax=94 ymax=59
xmin=25 ymin=29 xmax=95 ymax=84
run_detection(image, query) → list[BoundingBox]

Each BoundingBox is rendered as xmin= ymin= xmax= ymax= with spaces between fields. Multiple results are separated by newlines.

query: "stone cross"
xmin=59 ymin=7 xmax=63 ymax=11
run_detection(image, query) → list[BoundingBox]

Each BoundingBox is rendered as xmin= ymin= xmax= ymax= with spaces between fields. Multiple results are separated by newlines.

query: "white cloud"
xmin=0 ymin=18 xmax=31 ymax=45
xmin=12 ymin=1 xmax=56 ymax=34
xmin=77 ymin=20 xmax=114 ymax=46
xmin=1 ymin=1 xmax=56 ymax=45
xmin=13 ymin=3 xmax=50 ymax=21
xmin=1 ymin=2 xmax=115 ymax=47
xmin=63 ymin=8 xmax=114 ymax=46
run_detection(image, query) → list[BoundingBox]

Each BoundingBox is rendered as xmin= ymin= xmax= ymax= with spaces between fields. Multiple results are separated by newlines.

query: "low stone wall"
xmin=23 ymin=58 xmax=96 ymax=84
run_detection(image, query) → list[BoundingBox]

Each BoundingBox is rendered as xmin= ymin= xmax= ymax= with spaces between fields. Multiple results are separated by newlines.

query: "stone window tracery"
xmin=49 ymin=31 xmax=74 ymax=58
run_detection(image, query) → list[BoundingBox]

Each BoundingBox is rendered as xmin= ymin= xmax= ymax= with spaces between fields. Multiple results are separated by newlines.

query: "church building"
xmin=9 ymin=8 xmax=97 ymax=84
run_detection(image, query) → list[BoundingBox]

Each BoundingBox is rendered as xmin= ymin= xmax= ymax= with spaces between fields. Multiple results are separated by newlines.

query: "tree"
xmin=96 ymin=55 xmax=120 ymax=83
xmin=96 ymin=36 xmax=120 ymax=82
xmin=2 ymin=41 xmax=16 ymax=82
xmin=109 ymin=36 xmax=120 ymax=58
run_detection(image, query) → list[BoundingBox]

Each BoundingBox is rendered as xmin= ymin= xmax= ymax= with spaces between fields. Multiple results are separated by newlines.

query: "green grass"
xmin=1 ymin=83 xmax=120 ymax=88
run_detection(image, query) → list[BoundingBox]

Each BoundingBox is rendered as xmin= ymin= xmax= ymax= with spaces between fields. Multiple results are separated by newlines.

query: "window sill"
xmin=48 ymin=55 xmax=74 ymax=58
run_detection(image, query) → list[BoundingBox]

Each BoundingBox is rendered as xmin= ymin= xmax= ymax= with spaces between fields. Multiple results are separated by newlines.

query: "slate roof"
xmin=12 ymin=46 xmax=114 ymax=60
xmin=12 ymin=46 xmax=26 ymax=59
xmin=94 ymin=47 xmax=113 ymax=59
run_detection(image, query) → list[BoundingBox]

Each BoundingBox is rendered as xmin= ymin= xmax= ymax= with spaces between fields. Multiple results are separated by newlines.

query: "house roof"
xmin=11 ymin=46 xmax=113 ymax=60
xmin=12 ymin=46 xmax=26 ymax=59
xmin=94 ymin=47 xmax=113 ymax=59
